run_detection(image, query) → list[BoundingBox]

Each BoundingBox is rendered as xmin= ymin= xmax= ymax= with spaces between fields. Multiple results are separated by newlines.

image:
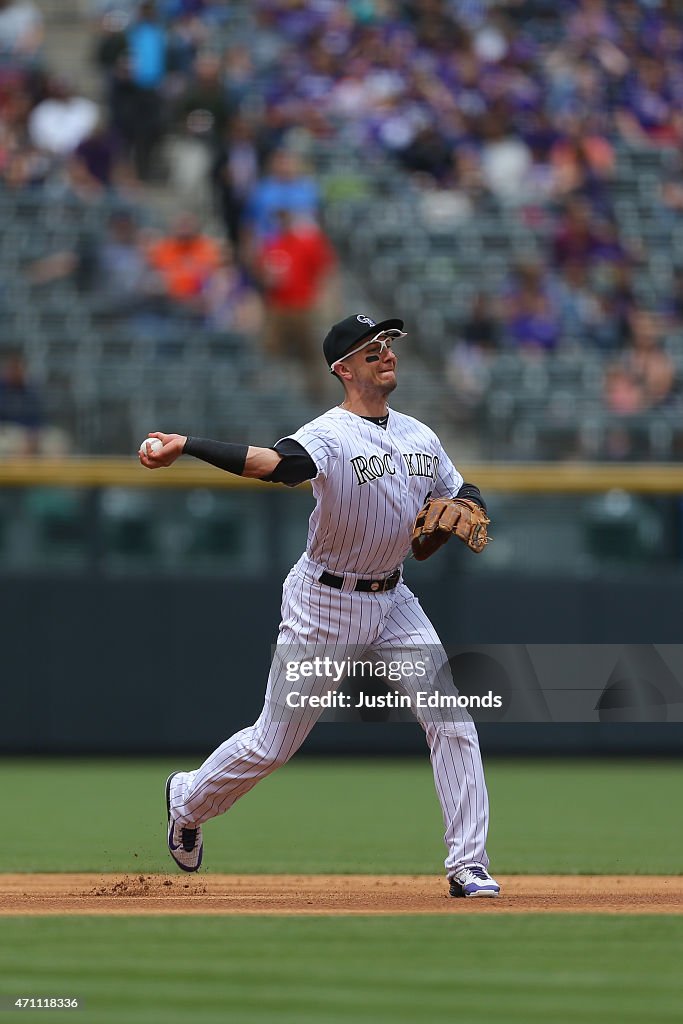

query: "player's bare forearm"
xmin=138 ymin=432 xmax=281 ymax=479
xmin=243 ymin=446 xmax=282 ymax=478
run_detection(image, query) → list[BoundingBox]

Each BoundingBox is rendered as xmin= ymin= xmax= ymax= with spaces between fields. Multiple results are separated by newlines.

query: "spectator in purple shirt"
xmin=567 ymin=0 xmax=619 ymax=45
xmin=507 ymin=290 xmax=560 ymax=351
xmin=616 ymin=55 xmax=682 ymax=146
xmin=503 ymin=261 xmax=560 ymax=351
xmin=72 ymin=121 xmax=119 ymax=189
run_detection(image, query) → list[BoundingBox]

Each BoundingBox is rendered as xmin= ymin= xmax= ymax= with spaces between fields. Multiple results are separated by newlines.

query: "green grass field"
xmin=0 ymin=916 xmax=681 ymax=1024
xmin=2 ymin=757 xmax=681 ymax=1023
xmin=2 ymin=757 xmax=682 ymax=874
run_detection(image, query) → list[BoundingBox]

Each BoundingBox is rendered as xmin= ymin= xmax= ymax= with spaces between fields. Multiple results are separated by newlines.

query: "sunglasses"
xmin=330 ymin=328 xmax=407 ymax=373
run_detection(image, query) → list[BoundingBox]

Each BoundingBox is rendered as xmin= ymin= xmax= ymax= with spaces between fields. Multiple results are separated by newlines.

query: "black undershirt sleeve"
xmin=184 ymin=437 xmax=485 ymax=503
xmin=263 ymin=438 xmax=317 ymax=486
xmin=183 ymin=437 xmax=248 ymax=474
xmin=183 ymin=436 xmax=315 ymax=484
xmin=456 ymin=481 xmax=487 ymax=512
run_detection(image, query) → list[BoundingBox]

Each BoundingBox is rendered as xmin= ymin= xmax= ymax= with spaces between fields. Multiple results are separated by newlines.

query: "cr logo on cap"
xmin=357 ymin=315 xmax=376 ymax=326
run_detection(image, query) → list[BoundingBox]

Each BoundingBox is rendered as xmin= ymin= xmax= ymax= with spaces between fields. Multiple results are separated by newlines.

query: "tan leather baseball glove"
xmin=411 ymin=497 xmax=490 ymax=560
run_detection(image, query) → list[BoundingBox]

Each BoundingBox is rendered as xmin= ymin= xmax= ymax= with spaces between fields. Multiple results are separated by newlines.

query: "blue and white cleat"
xmin=449 ymin=864 xmax=500 ymax=898
xmin=165 ymin=771 xmax=203 ymax=873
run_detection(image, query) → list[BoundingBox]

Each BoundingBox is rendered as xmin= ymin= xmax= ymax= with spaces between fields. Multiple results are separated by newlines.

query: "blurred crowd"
xmin=1 ymin=0 xmax=683 ymax=454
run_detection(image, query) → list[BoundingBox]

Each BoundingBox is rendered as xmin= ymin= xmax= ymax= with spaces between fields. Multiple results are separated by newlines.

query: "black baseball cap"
xmin=323 ymin=313 xmax=405 ymax=368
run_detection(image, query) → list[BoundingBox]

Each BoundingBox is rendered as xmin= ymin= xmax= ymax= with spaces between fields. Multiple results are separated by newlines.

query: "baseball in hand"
xmin=139 ymin=437 xmax=163 ymax=456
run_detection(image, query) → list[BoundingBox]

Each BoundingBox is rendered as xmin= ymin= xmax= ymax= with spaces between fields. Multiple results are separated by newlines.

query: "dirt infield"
xmin=0 ymin=874 xmax=681 ymax=916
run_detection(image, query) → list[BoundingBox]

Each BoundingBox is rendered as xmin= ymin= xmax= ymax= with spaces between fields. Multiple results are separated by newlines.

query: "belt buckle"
xmin=381 ymin=570 xmax=398 ymax=592
xmin=365 ymin=570 xmax=399 ymax=593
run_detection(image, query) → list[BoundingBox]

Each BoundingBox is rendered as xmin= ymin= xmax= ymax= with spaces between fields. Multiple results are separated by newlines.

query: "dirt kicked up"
xmin=0 ymin=875 xmax=681 ymax=916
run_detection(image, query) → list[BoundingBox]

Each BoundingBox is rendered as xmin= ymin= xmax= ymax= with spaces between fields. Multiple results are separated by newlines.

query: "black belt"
xmin=319 ymin=568 xmax=401 ymax=593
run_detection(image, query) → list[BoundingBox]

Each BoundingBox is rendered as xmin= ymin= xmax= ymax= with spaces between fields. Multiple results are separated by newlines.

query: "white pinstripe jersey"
xmin=285 ymin=406 xmax=463 ymax=576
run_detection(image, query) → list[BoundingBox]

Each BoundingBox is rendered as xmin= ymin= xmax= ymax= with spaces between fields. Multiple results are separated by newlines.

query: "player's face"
xmin=343 ymin=332 xmax=399 ymax=394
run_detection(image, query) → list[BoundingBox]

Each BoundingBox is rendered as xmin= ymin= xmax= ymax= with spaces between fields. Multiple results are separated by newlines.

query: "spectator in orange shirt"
xmin=550 ymin=115 xmax=614 ymax=200
xmin=255 ymin=210 xmax=336 ymax=399
xmin=147 ymin=212 xmax=221 ymax=309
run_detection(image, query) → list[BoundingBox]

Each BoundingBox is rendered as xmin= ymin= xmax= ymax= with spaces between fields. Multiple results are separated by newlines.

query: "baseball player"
xmin=140 ymin=313 xmax=500 ymax=898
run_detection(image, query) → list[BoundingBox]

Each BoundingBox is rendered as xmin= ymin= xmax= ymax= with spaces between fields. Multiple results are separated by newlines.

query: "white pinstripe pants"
xmin=171 ymin=557 xmax=491 ymax=876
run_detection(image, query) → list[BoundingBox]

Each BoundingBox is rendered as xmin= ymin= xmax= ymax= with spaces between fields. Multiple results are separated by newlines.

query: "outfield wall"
xmin=1 ymin=460 xmax=681 ymax=755
xmin=2 ymin=572 xmax=682 ymax=755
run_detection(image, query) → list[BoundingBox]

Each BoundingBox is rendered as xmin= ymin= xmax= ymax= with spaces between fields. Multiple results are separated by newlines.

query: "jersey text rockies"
xmin=349 ymin=452 xmax=439 ymax=486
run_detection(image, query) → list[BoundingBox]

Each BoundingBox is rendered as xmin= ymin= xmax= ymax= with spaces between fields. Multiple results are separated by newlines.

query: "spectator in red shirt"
xmin=256 ymin=210 xmax=336 ymax=398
